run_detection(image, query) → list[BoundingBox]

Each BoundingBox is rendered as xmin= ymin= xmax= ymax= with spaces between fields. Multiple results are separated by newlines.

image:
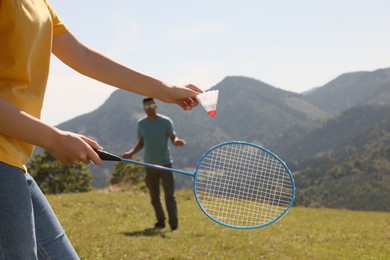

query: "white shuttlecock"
xmin=196 ymin=90 xmax=219 ymax=117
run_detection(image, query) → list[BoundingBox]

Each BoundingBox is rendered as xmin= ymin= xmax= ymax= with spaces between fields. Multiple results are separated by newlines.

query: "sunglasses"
xmin=144 ymin=104 xmax=156 ymax=109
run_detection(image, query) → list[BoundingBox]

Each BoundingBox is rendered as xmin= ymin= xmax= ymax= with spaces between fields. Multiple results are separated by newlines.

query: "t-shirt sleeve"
xmin=44 ymin=0 xmax=68 ymax=35
xmin=167 ymin=118 xmax=176 ymax=137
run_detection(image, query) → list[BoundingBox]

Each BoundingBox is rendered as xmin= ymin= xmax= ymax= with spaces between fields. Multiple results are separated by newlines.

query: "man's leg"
xmin=161 ymin=164 xmax=178 ymax=230
xmin=145 ymin=168 xmax=165 ymax=227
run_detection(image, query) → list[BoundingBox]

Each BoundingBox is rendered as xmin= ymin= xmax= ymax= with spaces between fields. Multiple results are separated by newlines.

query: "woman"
xmin=0 ymin=0 xmax=201 ymax=258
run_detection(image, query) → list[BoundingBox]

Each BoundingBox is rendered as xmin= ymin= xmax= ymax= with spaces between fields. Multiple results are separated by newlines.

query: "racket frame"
xmin=193 ymin=141 xmax=295 ymax=229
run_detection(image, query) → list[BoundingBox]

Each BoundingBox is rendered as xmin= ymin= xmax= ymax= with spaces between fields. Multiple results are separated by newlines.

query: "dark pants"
xmin=145 ymin=163 xmax=178 ymax=229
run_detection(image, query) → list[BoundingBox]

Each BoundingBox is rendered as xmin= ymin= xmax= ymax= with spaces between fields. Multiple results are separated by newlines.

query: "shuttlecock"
xmin=196 ymin=90 xmax=219 ymax=117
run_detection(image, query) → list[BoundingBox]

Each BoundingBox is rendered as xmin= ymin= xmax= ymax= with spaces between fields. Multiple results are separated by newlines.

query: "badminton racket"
xmin=95 ymin=141 xmax=295 ymax=229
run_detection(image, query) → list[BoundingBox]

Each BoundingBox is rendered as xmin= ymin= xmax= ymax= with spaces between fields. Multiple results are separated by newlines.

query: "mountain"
xmin=272 ymin=105 xmax=390 ymax=163
xmin=57 ymin=76 xmax=322 ymax=187
xmin=210 ymin=76 xmax=326 ymax=144
xmin=291 ymin=106 xmax=390 ymax=211
xmin=58 ymin=76 xmax=324 ymax=147
xmin=53 ymin=69 xmax=390 ymax=211
xmin=303 ymin=67 xmax=390 ymax=115
xmin=265 ymin=101 xmax=390 ymax=211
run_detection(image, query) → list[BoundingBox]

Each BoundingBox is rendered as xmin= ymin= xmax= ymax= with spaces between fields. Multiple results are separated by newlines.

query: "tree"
xmin=27 ymin=151 xmax=92 ymax=194
xmin=109 ymin=160 xmax=146 ymax=190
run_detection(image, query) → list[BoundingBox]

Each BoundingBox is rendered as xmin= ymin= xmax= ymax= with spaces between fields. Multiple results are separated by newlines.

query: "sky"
xmin=42 ymin=0 xmax=390 ymax=125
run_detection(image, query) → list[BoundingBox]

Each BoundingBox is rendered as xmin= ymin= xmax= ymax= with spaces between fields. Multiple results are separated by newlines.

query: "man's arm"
xmin=170 ymin=135 xmax=186 ymax=147
xmin=122 ymin=139 xmax=144 ymax=159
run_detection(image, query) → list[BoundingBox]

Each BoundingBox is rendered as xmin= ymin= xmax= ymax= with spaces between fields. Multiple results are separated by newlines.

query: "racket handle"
xmin=94 ymin=149 xmax=122 ymax=161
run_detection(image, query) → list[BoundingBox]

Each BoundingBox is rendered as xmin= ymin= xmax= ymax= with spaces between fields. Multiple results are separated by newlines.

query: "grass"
xmin=48 ymin=190 xmax=390 ymax=259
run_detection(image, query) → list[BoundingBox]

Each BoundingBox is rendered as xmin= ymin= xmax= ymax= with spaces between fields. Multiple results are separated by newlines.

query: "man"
xmin=123 ymin=98 xmax=186 ymax=231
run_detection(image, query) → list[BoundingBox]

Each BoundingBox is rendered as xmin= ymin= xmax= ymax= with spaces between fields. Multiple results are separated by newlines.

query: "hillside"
xmin=303 ymin=67 xmax=390 ymax=115
xmin=295 ymin=151 xmax=390 ymax=211
xmin=58 ymin=76 xmax=320 ymax=187
xmin=272 ymin=105 xmax=390 ymax=162
xmin=291 ymin=107 xmax=390 ymax=211
xmin=58 ymin=76 xmax=323 ymax=149
xmin=210 ymin=76 xmax=326 ymax=142
xmin=270 ymin=105 xmax=390 ymax=211
xmin=50 ymin=69 xmax=390 ymax=211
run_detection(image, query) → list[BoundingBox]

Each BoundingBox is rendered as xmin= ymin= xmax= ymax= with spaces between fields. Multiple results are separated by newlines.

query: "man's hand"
xmin=122 ymin=152 xmax=133 ymax=159
xmin=173 ymin=138 xmax=186 ymax=147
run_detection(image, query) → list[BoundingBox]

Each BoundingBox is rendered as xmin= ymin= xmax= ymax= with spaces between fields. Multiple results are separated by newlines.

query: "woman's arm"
xmin=0 ymin=97 xmax=103 ymax=165
xmin=52 ymin=31 xmax=202 ymax=109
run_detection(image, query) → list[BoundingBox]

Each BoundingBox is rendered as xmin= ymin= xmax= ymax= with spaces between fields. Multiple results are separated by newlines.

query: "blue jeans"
xmin=0 ymin=162 xmax=79 ymax=259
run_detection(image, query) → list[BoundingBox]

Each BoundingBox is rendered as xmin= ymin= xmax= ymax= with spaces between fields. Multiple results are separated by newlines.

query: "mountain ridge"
xmin=53 ymin=67 xmax=390 ymax=211
xmin=303 ymin=67 xmax=390 ymax=115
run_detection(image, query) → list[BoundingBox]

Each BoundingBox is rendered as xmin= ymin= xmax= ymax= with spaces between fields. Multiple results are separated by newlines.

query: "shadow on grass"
xmin=122 ymin=228 xmax=168 ymax=238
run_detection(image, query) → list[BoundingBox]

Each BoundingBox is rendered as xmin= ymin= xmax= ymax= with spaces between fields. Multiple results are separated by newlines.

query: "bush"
xmin=109 ymin=160 xmax=146 ymax=190
xmin=27 ymin=151 xmax=92 ymax=194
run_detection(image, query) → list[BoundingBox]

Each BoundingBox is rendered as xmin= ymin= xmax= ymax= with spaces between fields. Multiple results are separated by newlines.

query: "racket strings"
xmin=195 ymin=143 xmax=294 ymax=228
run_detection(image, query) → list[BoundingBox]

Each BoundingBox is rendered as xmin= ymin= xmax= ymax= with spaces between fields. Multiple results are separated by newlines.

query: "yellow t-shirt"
xmin=0 ymin=0 xmax=67 ymax=169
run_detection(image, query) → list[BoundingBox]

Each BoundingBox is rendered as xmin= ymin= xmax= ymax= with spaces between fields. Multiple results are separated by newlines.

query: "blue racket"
xmin=96 ymin=141 xmax=295 ymax=229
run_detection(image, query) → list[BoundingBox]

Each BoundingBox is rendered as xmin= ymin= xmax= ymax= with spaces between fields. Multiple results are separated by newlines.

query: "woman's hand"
xmin=45 ymin=130 xmax=103 ymax=165
xmin=164 ymin=84 xmax=203 ymax=110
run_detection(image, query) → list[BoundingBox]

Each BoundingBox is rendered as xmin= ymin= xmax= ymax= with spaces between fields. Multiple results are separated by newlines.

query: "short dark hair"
xmin=143 ymin=97 xmax=154 ymax=103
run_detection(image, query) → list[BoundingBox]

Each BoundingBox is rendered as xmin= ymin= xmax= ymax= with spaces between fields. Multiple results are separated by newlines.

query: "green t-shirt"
xmin=137 ymin=114 xmax=175 ymax=165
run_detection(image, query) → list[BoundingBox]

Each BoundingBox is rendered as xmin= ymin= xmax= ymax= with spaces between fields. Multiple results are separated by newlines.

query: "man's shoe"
xmin=171 ymin=226 xmax=178 ymax=232
xmin=153 ymin=222 xmax=166 ymax=229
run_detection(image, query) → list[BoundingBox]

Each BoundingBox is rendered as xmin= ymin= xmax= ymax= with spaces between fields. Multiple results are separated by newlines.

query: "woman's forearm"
xmin=52 ymin=32 xmax=200 ymax=105
xmin=0 ymin=98 xmax=103 ymax=164
xmin=0 ymin=98 xmax=58 ymax=150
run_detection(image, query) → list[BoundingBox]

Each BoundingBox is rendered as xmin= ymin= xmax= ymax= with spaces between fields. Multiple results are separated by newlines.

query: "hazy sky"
xmin=42 ymin=0 xmax=390 ymax=125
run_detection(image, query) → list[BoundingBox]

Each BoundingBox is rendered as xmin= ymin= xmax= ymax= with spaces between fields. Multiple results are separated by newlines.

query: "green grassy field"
xmin=48 ymin=190 xmax=390 ymax=259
